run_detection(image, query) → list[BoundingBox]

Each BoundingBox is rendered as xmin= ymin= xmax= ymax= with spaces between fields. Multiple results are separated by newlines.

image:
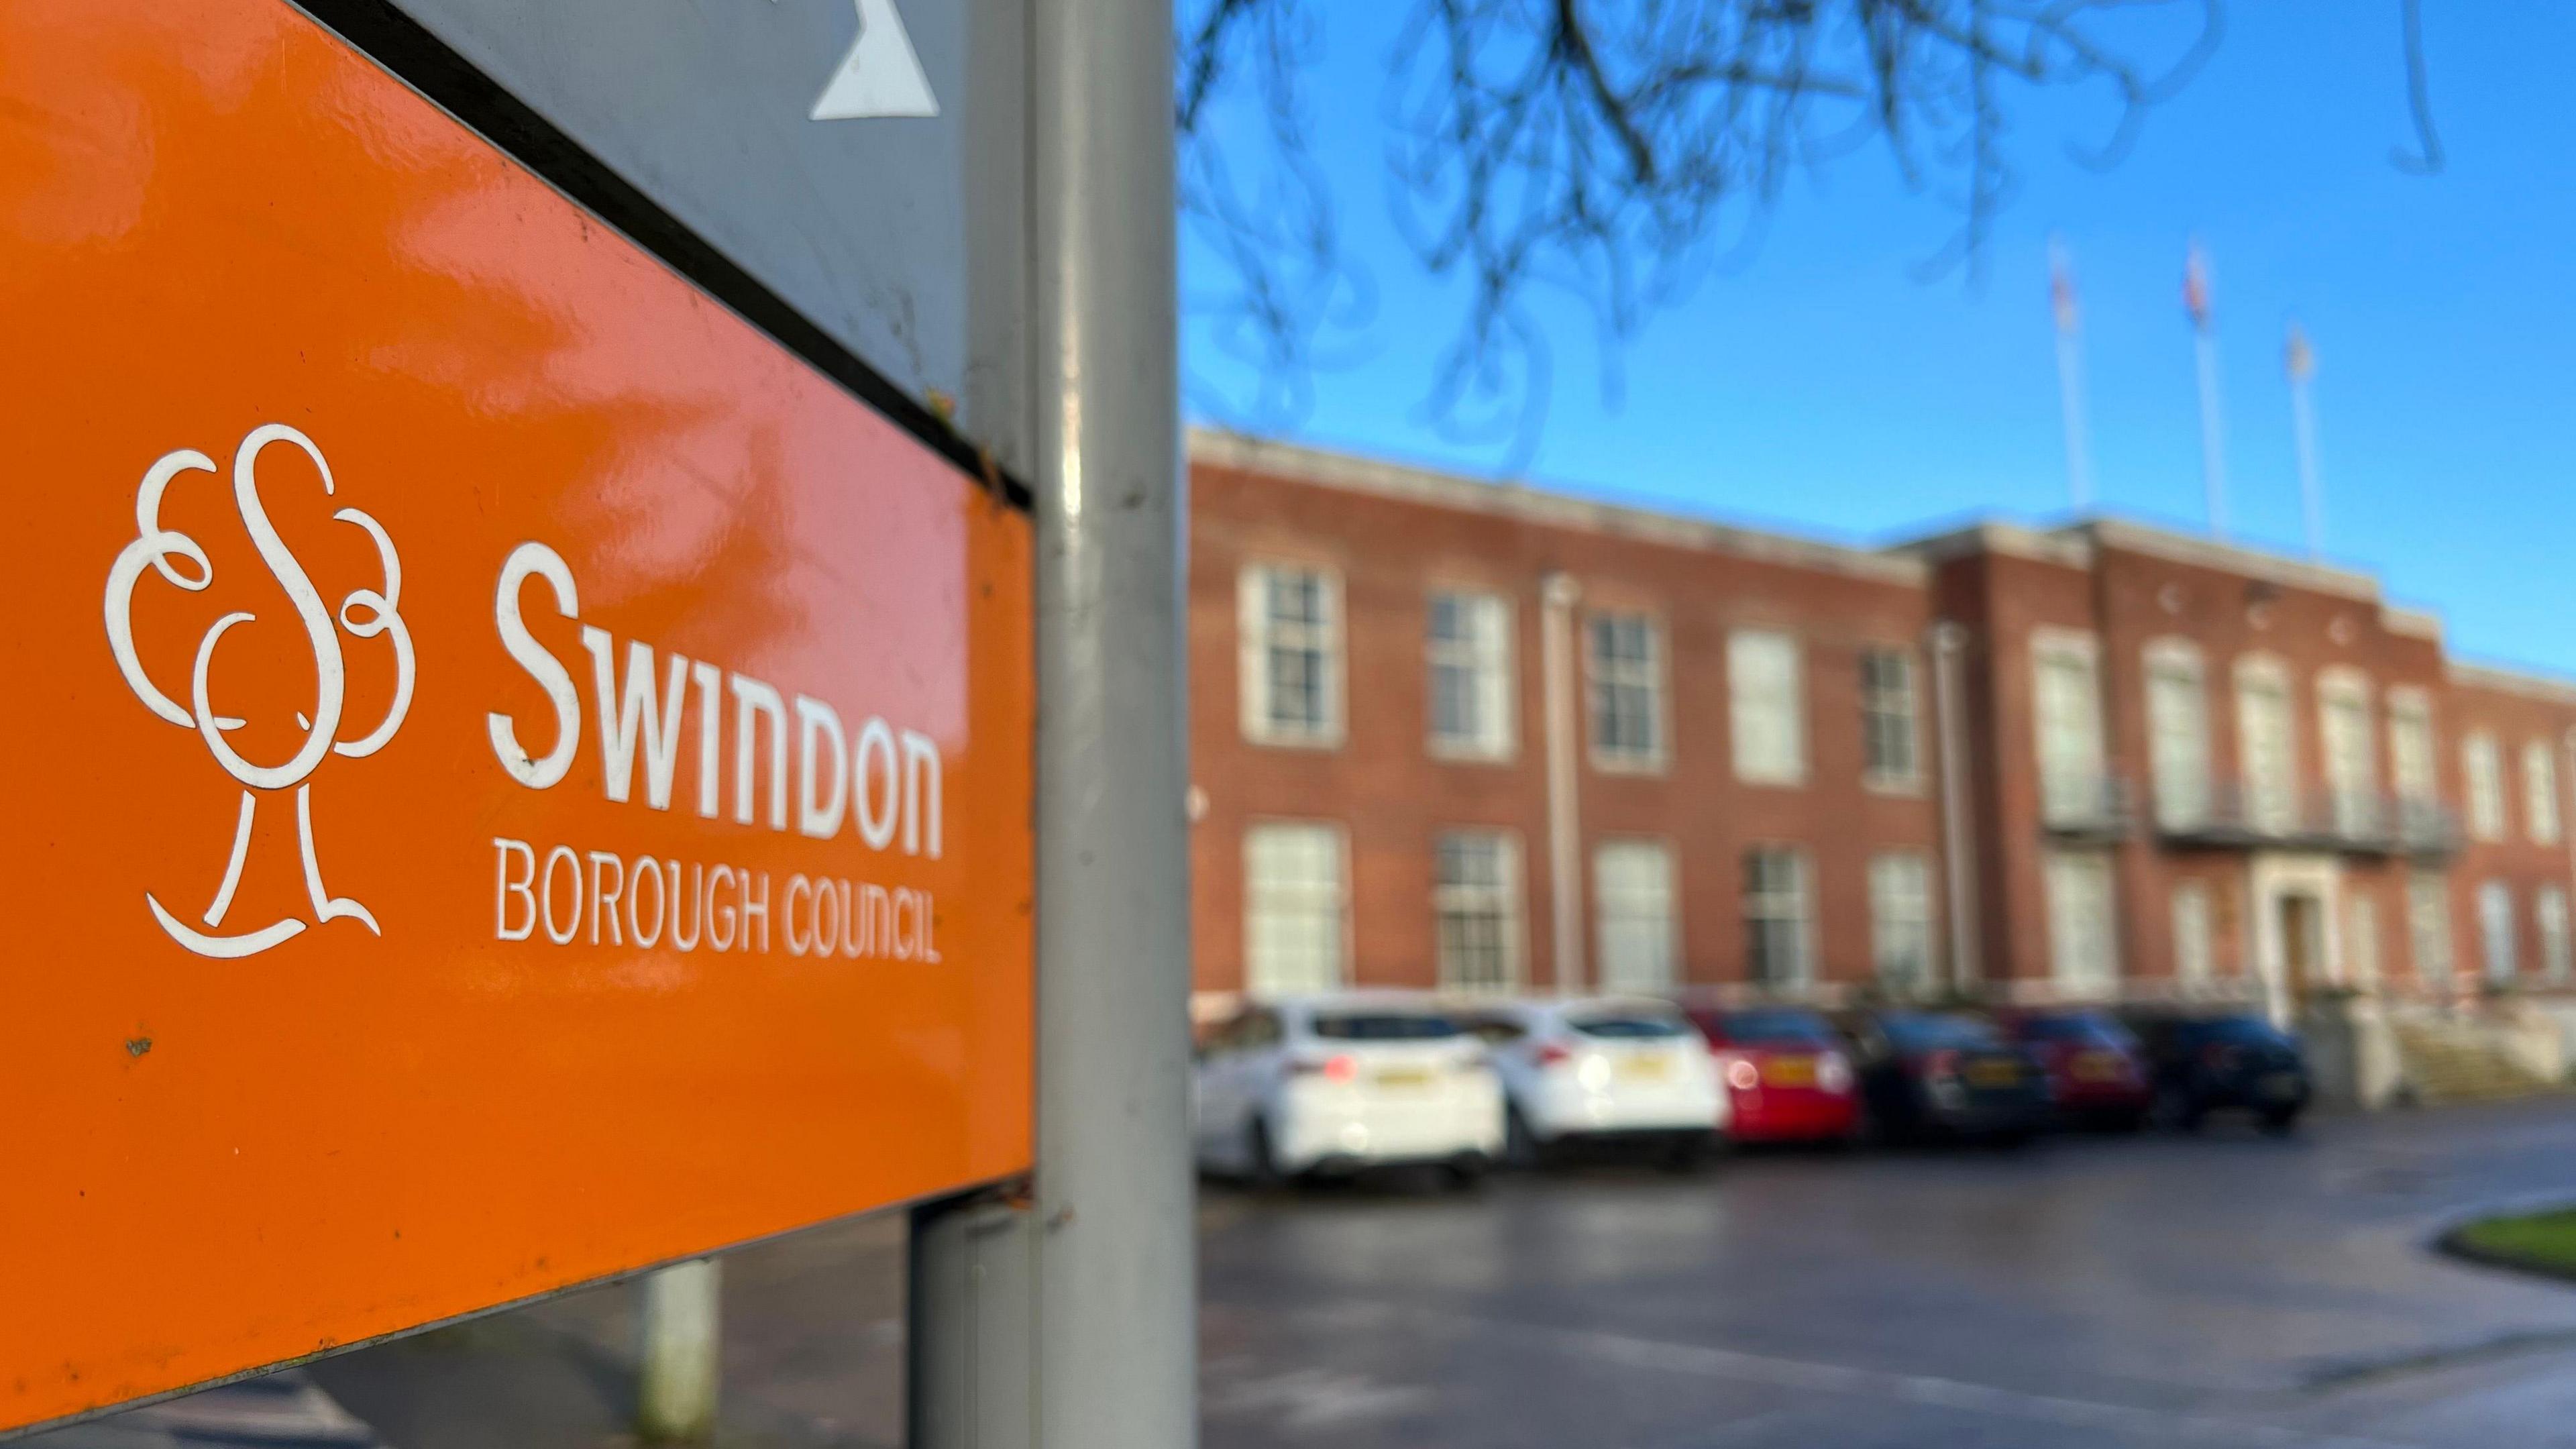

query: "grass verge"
xmin=2443 ymin=1207 xmax=2576 ymax=1283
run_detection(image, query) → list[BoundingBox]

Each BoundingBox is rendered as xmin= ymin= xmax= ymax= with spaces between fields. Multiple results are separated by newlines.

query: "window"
xmin=1728 ymin=628 xmax=1806 ymax=785
xmin=1868 ymin=852 xmax=1935 ymax=993
xmin=2479 ymin=880 xmax=2516 ymax=983
xmin=2044 ymin=849 xmax=2119 ymax=995
xmin=2171 ymin=883 xmax=2213 ymax=989
xmin=2145 ymin=641 xmax=2210 ymax=828
xmin=1238 ymin=564 xmax=1342 ymax=746
xmin=2524 ymin=740 xmax=2561 ymax=845
xmin=1242 ymin=822 xmax=1345 ymax=995
xmin=1593 ymin=841 xmax=1677 ymax=994
xmin=1434 ymin=830 xmax=1521 ymax=993
xmin=2235 ymin=658 xmax=2298 ymax=834
xmin=1587 ymin=612 xmax=1665 ymax=769
xmin=2033 ymin=632 xmax=2106 ymax=825
xmin=1741 ymin=847 xmax=1813 ymax=989
xmin=2390 ymin=689 xmax=2438 ymax=840
xmin=2465 ymin=733 xmax=2505 ymax=841
xmin=1860 ymin=648 xmax=1920 ymax=789
xmin=2542 ymin=886 xmax=2573 ymax=982
xmin=2347 ymin=894 xmax=2381 ymax=991
xmin=2318 ymin=671 xmax=2374 ymax=837
xmin=1427 ymin=590 xmax=1514 ymax=760
xmin=2409 ymin=872 xmax=2455 ymax=989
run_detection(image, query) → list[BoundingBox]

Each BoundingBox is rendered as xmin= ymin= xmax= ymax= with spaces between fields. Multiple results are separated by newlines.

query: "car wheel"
xmin=1658 ymin=1132 xmax=1714 ymax=1174
xmin=1244 ymin=1118 xmax=1284 ymax=1190
xmin=1504 ymin=1104 xmax=1546 ymax=1170
xmin=2257 ymin=1106 xmax=2302 ymax=1136
xmin=2151 ymin=1085 xmax=2203 ymax=1133
xmin=1441 ymin=1155 xmax=1489 ymax=1192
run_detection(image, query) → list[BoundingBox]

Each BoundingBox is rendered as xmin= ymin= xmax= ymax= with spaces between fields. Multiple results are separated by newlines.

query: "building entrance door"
xmin=2278 ymin=892 xmax=2324 ymax=1002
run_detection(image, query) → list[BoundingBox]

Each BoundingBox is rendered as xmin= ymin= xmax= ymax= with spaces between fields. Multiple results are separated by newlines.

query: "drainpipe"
xmin=1542 ymin=573 xmax=1585 ymax=996
xmin=1931 ymin=622 xmax=1980 ymax=996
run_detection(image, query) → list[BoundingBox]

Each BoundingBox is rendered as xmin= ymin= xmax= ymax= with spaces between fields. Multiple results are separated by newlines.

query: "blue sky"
xmin=1181 ymin=2 xmax=2576 ymax=677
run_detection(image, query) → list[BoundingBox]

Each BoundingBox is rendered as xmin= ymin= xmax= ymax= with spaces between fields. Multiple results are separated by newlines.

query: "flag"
xmin=2285 ymin=321 xmax=2315 ymax=381
xmin=2183 ymin=241 xmax=2213 ymax=331
xmin=2049 ymin=239 xmax=2080 ymax=335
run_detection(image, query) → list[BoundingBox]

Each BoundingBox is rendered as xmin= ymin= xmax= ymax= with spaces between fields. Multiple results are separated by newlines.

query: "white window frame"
xmin=2464 ymin=732 xmax=2506 ymax=842
xmin=2234 ymin=655 xmax=2300 ymax=835
xmin=2316 ymin=668 xmax=2375 ymax=838
xmin=1237 ymin=561 xmax=1344 ymax=748
xmin=1434 ymin=829 xmax=1524 ymax=994
xmin=1585 ymin=610 xmax=1668 ymax=773
xmin=2043 ymin=848 xmax=2121 ymax=996
xmin=2145 ymin=639 xmax=2210 ymax=829
xmin=1242 ymin=820 xmax=1349 ymax=996
xmin=2524 ymin=739 xmax=2562 ymax=845
xmin=1741 ymin=846 xmax=1813 ymax=991
xmin=1726 ymin=627 xmax=1807 ymax=786
xmin=2033 ymin=629 xmax=2108 ymax=826
xmin=2541 ymin=885 xmax=2573 ymax=983
xmin=2409 ymin=871 xmax=2455 ymax=990
xmin=1593 ymin=839 xmax=1678 ymax=994
xmin=1860 ymin=646 xmax=1923 ymax=792
xmin=1426 ymin=588 xmax=1516 ymax=762
xmin=2171 ymin=881 xmax=2214 ymax=990
xmin=1867 ymin=851 xmax=1936 ymax=993
xmin=2479 ymin=879 xmax=2517 ymax=983
xmin=2388 ymin=688 xmax=2438 ymax=806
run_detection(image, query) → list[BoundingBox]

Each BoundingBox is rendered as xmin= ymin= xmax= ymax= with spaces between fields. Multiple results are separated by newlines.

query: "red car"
xmin=1684 ymin=1005 xmax=1862 ymax=1144
xmin=2000 ymin=1008 xmax=2152 ymax=1128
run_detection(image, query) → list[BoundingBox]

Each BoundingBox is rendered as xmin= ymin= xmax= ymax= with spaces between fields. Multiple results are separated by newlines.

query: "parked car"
xmin=1191 ymin=994 xmax=1504 ymax=1187
xmin=2119 ymin=1009 xmax=2311 ymax=1132
xmin=1999 ymin=1008 xmax=2153 ymax=1129
xmin=1464 ymin=998 xmax=1725 ymax=1169
xmin=1832 ymin=1009 xmax=2050 ymax=1145
xmin=1683 ymin=1004 xmax=1862 ymax=1144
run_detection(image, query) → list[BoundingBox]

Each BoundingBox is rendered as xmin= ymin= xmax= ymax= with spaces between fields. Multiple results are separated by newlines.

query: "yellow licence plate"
xmin=1966 ymin=1060 xmax=2021 ymax=1088
xmin=1761 ymin=1057 xmax=1816 ymax=1087
xmin=1617 ymin=1057 xmax=1672 ymax=1081
xmin=1374 ymin=1067 xmax=1434 ymax=1089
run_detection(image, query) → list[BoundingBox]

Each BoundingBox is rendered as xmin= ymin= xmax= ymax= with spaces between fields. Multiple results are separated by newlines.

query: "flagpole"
xmin=2186 ymin=241 xmax=2228 ymax=539
xmin=2050 ymin=239 xmax=2094 ymax=513
xmin=2287 ymin=322 xmax=2322 ymax=561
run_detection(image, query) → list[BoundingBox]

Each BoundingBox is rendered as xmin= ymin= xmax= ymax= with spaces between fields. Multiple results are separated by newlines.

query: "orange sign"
xmin=0 ymin=1 xmax=1032 ymax=1432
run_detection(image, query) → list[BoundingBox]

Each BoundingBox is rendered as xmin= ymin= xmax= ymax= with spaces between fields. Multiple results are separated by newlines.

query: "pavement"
xmin=23 ymin=1097 xmax=2576 ymax=1448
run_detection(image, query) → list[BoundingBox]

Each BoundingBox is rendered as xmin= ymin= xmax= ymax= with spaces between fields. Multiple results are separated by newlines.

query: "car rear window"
xmin=1717 ymin=1008 xmax=1837 ymax=1046
xmin=1310 ymin=1012 xmax=1463 ymax=1042
xmin=2019 ymin=1014 xmax=2133 ymax=1047
xmin=1568 ymin=1014 xmax=1687 ymax=1040
xmin=1880 ymin=1013 xmax=2004 ymax=1051
xmin=2185 ymin=1016 xmax=2292 ymax=1047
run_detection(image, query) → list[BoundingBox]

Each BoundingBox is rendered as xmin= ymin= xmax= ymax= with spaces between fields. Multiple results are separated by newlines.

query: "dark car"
xmin=2120 ymin=1010 xmax=2311 ymax=1132
xmin=1999 ymin=1008 xmax=2153 ymax=1130
xmin=1832 ymin=1010 xmax=2050 ymax=1145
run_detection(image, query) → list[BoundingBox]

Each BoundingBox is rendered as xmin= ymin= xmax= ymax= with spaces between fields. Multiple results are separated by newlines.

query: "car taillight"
xmin=1291 ymin=1053 xmax=1358 ymax=1082
xmin=1816 ymin=1051 xmax=1853 ymax=1095
xmin=1536 ymin=1041 xmax=1573 ymax=1068
xmin=1725 ymin=1057 xmax=1760 ymax=1091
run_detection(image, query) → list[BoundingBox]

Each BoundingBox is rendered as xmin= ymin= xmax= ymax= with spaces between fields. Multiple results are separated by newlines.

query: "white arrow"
xmin=809 ymin=0 xmax=938 ymax=121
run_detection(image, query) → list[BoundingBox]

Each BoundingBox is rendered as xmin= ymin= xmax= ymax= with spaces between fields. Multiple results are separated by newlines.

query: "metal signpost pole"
xmin=1028 ymin=0 xmax=1195 ymax=1441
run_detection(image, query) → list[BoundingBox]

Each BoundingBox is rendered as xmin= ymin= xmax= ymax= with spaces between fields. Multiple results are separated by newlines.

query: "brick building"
xmin=1187 ymin=431 xmax=2576 ymax=1035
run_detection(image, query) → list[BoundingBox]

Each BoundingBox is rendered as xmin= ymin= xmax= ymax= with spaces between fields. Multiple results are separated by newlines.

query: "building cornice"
xmin=2449 ymin=661 xmax=2576 ymax=708
xmin=1188 ymin=427 xmax=1929 ymax=587
xmin=2075 ymin=519 xmax=2381 ymax=602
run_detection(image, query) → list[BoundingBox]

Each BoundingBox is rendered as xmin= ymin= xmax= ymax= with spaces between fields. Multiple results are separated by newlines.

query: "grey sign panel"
xmin=365 ymin=0 xmax=1027 ymax=460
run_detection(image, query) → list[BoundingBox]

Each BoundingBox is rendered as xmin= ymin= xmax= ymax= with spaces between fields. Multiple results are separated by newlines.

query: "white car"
xmin=1466 ymin=998 xmax=1727 ymax=1167
xmin=1192 ymin=994 xmax=1505 ymax=1186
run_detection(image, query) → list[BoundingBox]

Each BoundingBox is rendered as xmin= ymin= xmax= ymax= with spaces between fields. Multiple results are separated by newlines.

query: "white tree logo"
xmin=103 ymin=424 xmax=415 ymax=958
